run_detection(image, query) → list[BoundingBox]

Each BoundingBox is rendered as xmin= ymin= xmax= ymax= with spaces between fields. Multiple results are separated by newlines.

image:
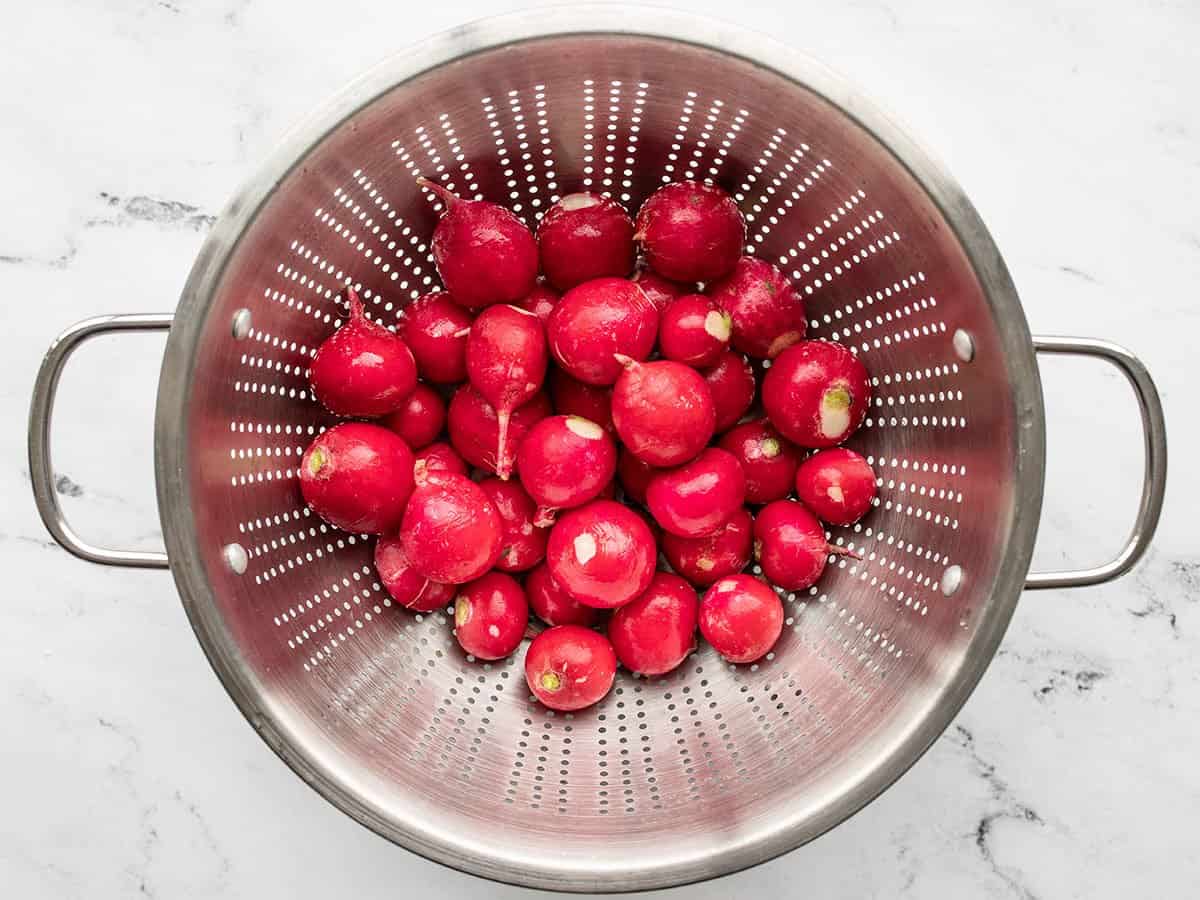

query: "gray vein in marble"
xmin=1 ymin=192 xmax=214 ymax=270
xmin=1127 ymin=554 xmax=1189 ymax=636
xmin=0 ymin=533 xmax=61 ymax=551
xmin=1057 ymin=265 xmax=1099 ymax=284
xmin=96 ymin=715 xmax=160 ymax=898
xmin=55 ymin=474 xmax=84 ymax=497
xmin=91 ymin=192 xmax=216 ymax=232
xmin=946 ymin=725 xmax=1045 ymax=900
xmin=994 ymin=647 xmax=1111 ymax=702
xmin=223 ymin=0 xmax=253 ymax=28
xmin=173 ymin=790 xmax=233 ymax=889
xmin=0 ymin=245 xmax=79 ymax=269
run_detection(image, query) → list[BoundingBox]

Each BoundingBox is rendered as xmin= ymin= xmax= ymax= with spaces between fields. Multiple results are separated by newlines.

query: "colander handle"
xmin=1025 ymin=336 xmax=1167 ymax=589
xmin=28 ymin=314 xmax=173 ymax=569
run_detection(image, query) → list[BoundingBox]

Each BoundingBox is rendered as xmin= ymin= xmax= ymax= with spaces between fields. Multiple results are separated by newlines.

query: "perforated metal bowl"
xmin=28 ymin=7 xmax=1166 ymax=893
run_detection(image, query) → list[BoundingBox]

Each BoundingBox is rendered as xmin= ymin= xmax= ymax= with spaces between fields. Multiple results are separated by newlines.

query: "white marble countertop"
xmin=3 ymin=1 xmax=1196 ymax=897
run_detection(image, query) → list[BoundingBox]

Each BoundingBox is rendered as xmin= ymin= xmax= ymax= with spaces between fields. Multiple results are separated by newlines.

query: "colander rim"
xmin=154 ymin=5 xmax=1046 ymax=892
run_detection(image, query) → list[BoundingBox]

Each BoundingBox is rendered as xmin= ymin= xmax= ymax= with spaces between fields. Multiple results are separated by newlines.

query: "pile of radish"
xmin=297 ymin=179 xmax=877 ymax=712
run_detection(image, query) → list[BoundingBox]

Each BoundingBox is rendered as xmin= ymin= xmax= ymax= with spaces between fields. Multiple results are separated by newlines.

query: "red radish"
xmin=762 ymin=340 xmax=871 ymax=447
xmin=597 ymin=479 xmax=618 ymax=501
xmin=382 ymin=383 xmax=445 ymax=450
xmin=479 ymin=478 xmax=548 ymax=572
xmin=549 ymin=368 xmax=613 ymax=433
xmin=419 ymin=178 xmax=538 ymax=308
xmin=608 ymin=572 xmax=698 ymax=676
xmin=753 ymin=499 xmax=857 ymax=591
xmin=400 ymin=291 xmax=473 ymax=384
xmin=616 ymin=447 xmax=656 ymax=506
xmin=702 ymin=351 xmax=757 ymax=432
xmin=466 ymin=304 xmax=549 ymax=479
xmin=634 ymin=181 xmax=744 ymax=283
xmin=413 ymin=441 xmax=468 ymax=483
xmin=632 ymin=267 xmax=689 ymax=312
xmin=611 ymin=356 xmax=715 ymax=467
xmin=633 ymin=505 xmax=663 ymax=547
xmin=795 ymin=447 xmax=878 ymax=526
xmin=537 ymin=192 xmax=636 ymax=291
xmin=718 ymin=420 xmax=801 ymax=504
xmin=546 ymin=277 xmax=657 ymax=385
xmin=645 ymin=447 xmax=746 ymax=538
xmin=699 ymin=574 xmax=784 ymax=664
xmin=308 ymin=287 xmax=417 ymax=418
xmin=515 ymin=281 xmax=560 ymax=324
xmin=526 ymin=562 xmax=601 ymax=627
xmin=401 ymin=473 xmax=503 ymax=584
xmin=447 ymin=385 xmax=550 ymax=475
xmin=524 ymin=625 xmax=617 ymax=711
xmin=662 ymin=507 xmax=753 ymax=587
xmin=299 ymin=423 xmax=414 ymax=534
xmin=546 ymin=499 xmax=656 ymax=609
xmin=658 ymin=294 xmax=732 ymax=368
xmin=708 ymin=257 xmax=806 ymax=359
xmin=374 ymin=536 xmax=455 ymax=612
xmin=453 ymin=572 xmax=529 ymax=659
xmin=516 ymin=415 xmax=617 ymax=525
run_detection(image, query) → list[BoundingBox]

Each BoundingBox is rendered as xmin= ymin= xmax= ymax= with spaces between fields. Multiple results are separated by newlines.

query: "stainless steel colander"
xmin=28 ymin=7 xmax=1167 ymax=892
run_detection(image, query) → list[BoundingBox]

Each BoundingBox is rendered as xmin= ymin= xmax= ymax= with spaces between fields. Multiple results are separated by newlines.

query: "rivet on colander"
xmin=940 ymin=565 xmax=964 ymax=597
xmin=231 ymin=308 xmax=253 ymax=339
xmin=952 ymin=329 xmax=974 ymax=362
xmin=222 ymin=542 xmax=249 ymax=575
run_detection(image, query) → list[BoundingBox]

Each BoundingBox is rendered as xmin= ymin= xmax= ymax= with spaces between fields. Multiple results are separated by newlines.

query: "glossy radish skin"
xmin=699 ymin=574 xmax=784 ymax=664
xmin=374 ymin=536 xmax=455 ymax=612
xmin=447 ymin=385 xmax=550 ymax=475
xmin=537 ymin=192 xmax=636 ymax=291
xmin=546 ymin=277 xmax=657 ymax=385
xmin=413 ymin=441 xmax=468 ymax=484
xmin=645 ymin=447 xmax=746 ymax=538
xmin=466 ymin=304 xmax=548 ymax=479
xmin=612 ymin=357 xmax=715 ymax=467
xmin=708 ymin=257 xmax=806 ymax=359
xmin=382 ymin=383 xmax=445 ymax=450
xmin=702 ymin=351 xmax=757 ymax=432
xmin=453 ymin=572 xmax=529 ymax=660
xmin=662 ymin=507 xmax=753 ymax=587
xmin=516 ymin=415 xmax=617 ymax=525
xmin=659 ymin=294 xmax=732 ymax=368
xmin=608 ymin=572 xmax=698 ymax=676
xmin=718 ymin=420 xmax=801 ymax=505
xmin=515 ymin=281 xmax=560 ymax=324
xmin=762 ymin=340 xmax=871 ymax=447
xmin=526 ymin=562 xmax=601 ymax=627
xmin=525 ymin=625 xmax=617 ymax=711
xmin=420 ymin=179 xmax=538 ymax=308
xmin=479 ymin=478 xmax=548 ymax=572
xmin=400 ymin=291 xmax=473 ymax=384
xmin=549 ymin=368 xmax=614 ymax=433
xmin=795 ymin=447 xmax=878 ymax=526
xmin=309 ymin=287 xmax=417 ymax=417
xmin=632 ymin=268 xmax=689 ymax=313
xmin=546 ymin=500 xmax=656 ymax=609
xmin=616 ymin=448 xmax=656 ymax=506
xmin=400 ymin=473 xmax=503 ymax=584
xmin=300 ymin=423 xmax=414 ymax=534
xmin=754 ymin=499 xmax=854 ymax=591
xmin=634 ymin=182 xmax=745 ymax=283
